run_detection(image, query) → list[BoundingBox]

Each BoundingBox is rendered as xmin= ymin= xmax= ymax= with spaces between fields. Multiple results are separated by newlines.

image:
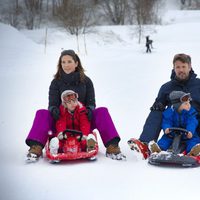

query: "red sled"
xmin=45 ymin=129 xmax=98 ymax=163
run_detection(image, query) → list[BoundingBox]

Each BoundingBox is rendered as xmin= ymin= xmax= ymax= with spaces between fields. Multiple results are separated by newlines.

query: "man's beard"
xmin=175 ymin=73 xmax=189 ymax=82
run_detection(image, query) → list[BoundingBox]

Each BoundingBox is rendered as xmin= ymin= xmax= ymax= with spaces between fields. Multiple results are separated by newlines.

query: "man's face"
xmin=174 ymin=60 xmax=191 ymax=81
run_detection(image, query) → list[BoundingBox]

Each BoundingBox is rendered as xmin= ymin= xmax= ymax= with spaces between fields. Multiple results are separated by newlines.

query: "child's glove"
xmin=187 ymin=131 xmax=193 ymax=139
xmin=165 ymin=128 xmax=170 ymax=134
xmin=57 ymin=132 xmax=67 ymax=140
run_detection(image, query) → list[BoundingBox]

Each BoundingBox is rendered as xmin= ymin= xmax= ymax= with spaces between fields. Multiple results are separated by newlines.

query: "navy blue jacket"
xmin=139 ymin=69 xmax=200 ymax=143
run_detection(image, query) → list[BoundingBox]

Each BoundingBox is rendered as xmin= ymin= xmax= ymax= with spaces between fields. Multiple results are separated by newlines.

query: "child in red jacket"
xmin=49 ymin=90 xmax=96 ymax=155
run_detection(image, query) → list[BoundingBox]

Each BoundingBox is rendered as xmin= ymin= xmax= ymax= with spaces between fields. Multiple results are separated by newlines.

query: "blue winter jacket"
xmin=139 ymin=69 xmax=200 ymax=143
xmin=162 ymin=107 xmax=198 ymax=137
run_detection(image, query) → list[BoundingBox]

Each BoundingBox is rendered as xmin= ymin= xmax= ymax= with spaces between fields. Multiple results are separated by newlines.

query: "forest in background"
xmin=1 ymin=0 xmax=200 ymax=46
xmin=1 ymin=0 xmax=200 ymax=31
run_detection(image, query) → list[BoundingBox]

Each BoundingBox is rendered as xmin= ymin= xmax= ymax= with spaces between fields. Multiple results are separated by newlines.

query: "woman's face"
xmin=61 ymin=55 xmax=78 ymax=74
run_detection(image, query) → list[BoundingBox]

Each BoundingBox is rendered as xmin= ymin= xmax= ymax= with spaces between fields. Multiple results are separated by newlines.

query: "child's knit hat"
xmin=169 ymin=91 xmax=191 ymax=110
xmin=61 ymin=90 xmax=78 ymax=102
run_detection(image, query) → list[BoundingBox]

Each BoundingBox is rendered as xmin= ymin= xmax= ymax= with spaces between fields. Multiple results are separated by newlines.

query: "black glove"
xmin=49 ymin=106 xmax=60 ymax=120
xmin=86 ymin=106 xmax=93 ymax=121
xmin=150 ymin=102 xmax=165 ymax=111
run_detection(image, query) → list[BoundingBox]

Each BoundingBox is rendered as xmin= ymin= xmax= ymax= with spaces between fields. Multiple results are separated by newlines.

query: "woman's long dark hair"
xmin=54 ymin=50 xmax=86 ymax=82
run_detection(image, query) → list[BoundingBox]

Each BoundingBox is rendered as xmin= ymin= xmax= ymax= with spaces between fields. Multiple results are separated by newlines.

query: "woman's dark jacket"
xmin=139 ymin=69 xmax=200 ymax=143
xmin=48 ymin=71 xmax=95 ymax=111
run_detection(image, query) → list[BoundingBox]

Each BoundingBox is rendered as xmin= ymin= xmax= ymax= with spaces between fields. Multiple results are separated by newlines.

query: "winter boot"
xmin=86 ymin=134 xmax=97 ymax=152
xmin=106 ymin=144 xmax=126 ymax=160
xmin=148 ymin=140 xmax=161 ymax=153
xmin=49 ymin=137 xmax=59 ymax=155
xmin=127 ymin=138 xmax=149 ymax=159
xmin=188 ymin=144 xmax=200 ymax=156
xmin=27 ymin=144 xmax=43 ymax=162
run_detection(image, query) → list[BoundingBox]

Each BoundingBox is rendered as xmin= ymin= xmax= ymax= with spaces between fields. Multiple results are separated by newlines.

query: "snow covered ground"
xmin=1 ymin=10 xmax=200 ymax=200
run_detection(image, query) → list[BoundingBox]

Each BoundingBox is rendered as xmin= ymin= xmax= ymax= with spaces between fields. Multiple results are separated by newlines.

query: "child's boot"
xmin=188 ymin=144 xmax=200 ymax=156
xmin=49 ymin=137 xmax=59 ymax=155
xmin=86 ymin=134 xmax=97 ymax=152
xmin=148 ymin=140 xmax=161 ymax=153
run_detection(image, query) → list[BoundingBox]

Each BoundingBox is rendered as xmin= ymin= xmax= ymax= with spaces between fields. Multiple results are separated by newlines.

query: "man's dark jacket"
xmin=139 ymin=69 xmax=200 ymax=143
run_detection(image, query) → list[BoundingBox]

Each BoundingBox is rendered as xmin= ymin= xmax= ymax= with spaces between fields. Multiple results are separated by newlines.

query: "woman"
xmin=26 ymin=50 xmax=125 ymax=161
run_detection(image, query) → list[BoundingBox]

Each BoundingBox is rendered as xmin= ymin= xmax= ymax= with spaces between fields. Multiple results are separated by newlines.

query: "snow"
xmin=1 ymin=10 xmax=200 ymax=200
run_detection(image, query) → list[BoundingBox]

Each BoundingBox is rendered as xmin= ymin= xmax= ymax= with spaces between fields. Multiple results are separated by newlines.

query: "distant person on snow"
xmin=145 ymin=35 xmax=153 ymax=53
xmin=148 ymin=91 xmax=200 ymax=156
xmin=49 ymin=90 xmax=97 ymax=155
xmin=25 ymin=49 xmax=126 ymax=162
xmin=128 ymin=53 xmax=200 ymax=159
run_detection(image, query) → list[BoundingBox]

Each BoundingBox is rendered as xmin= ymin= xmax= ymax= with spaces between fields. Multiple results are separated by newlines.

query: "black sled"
xmin=148 ymin=127 xmax=200 ymax=167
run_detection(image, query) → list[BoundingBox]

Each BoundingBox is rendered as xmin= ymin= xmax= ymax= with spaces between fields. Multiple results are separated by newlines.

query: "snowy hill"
xmin=1 ymin=10 xmax=200 ymax=200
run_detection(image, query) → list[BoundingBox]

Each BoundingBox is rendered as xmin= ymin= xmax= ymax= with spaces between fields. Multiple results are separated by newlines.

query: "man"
xmin=128 ymin=53 xmax=200 ymax=159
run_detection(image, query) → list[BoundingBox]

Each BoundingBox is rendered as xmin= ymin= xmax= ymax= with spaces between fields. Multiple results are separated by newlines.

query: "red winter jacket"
xmin=56 ymin=102 xmax=91 ymax=136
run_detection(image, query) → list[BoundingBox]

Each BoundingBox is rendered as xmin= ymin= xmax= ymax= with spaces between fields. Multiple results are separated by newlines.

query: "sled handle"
xmin=168 ymin=127 xmax=189 ymax=135
xmin=62 ymin=129 xmax=83 ymax=141
xmin=168 ymin=127 xmax=189 ymax=154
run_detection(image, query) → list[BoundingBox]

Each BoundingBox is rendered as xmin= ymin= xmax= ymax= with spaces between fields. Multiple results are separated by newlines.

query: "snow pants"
xmin=139 ymin=110 xmax=200 ymax=145
xmin=139 ymin=111 xmax=163 ymax=143
xmin=26 ymin=107 xmax=120 ymax=148
xmin=157 ymin=134 xmax=200 ymax=154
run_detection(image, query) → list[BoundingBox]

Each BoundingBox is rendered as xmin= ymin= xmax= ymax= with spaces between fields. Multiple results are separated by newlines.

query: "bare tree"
xmin=128 ymin=0 xmax=162 ymax=43
xmin=23 ymin=0 xmax=43 ymax=29
xmin=10 ymin=0 xmax=22 ymax=28
xmin=51 ymin=0 xmax=57 ymax=16
xmin=55 ymin=0 xmax=94 ymax=34
xmin=129 ymin=0 xmax=161 ymax=25
xmin=0 ymin=0 xmax=22 ymax=28
xmin=55 ymin=0 xmax=96 ymax=52
xmin=99 ymin=0 xmax=128 ymax=25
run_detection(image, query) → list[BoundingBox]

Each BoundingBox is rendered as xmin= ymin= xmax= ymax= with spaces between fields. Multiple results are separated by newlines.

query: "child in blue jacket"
xmin=149 ymin=91 xmax=200 ymax=156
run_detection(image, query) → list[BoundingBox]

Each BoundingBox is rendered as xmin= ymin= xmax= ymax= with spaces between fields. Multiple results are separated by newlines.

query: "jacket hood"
xmin=170 ymin=68 xmax=197 ymax=81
